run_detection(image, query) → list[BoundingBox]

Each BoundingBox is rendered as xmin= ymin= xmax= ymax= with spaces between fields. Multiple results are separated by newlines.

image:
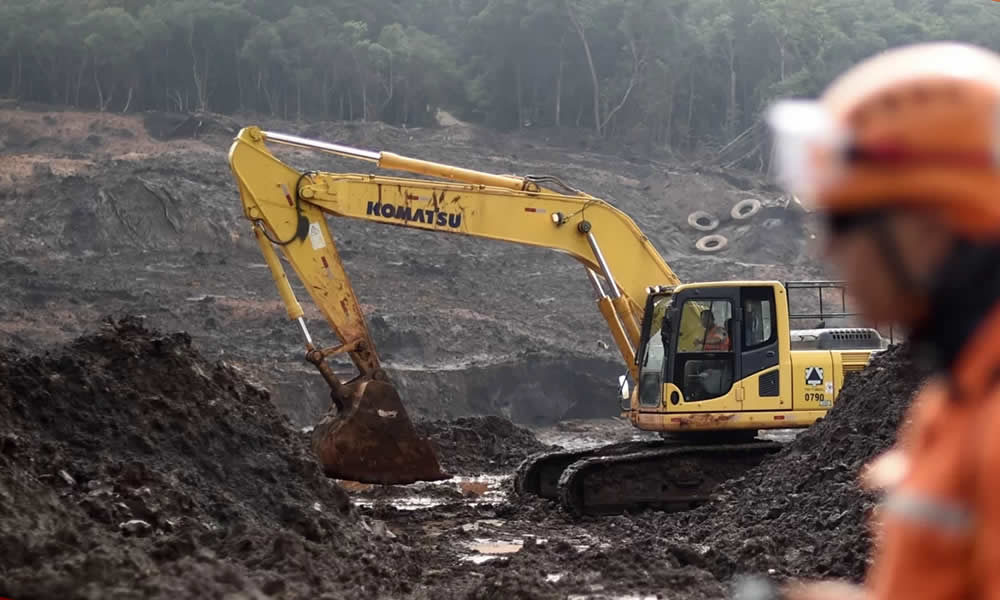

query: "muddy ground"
xmin=1 ymin=318 xmax=926 ymax=599
xmin=0 ymin=105 xmax=828 ymax=431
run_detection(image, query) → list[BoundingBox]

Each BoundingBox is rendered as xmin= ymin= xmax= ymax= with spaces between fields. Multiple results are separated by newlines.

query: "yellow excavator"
xmin=227 ymin=127 xmax=883 ymax=515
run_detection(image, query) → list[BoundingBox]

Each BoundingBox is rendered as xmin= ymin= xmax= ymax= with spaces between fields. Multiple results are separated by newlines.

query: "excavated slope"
xmin=0 ymin=107 xmax=823 ymax=430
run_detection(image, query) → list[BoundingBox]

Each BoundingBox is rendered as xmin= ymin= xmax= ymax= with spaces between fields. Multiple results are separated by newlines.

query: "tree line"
xmin=3 ymin=0 xmax=999 ymax=160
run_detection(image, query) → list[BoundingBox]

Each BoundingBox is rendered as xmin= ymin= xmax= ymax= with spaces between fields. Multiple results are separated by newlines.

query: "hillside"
xmin=0 ymin=104 xmax=822 ymax=427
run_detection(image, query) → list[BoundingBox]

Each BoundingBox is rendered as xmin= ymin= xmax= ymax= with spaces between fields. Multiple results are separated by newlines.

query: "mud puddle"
xmin=457 ymin=520 xmax=598 ymax=564
xmin=535 ymin=418 xmax=659 ymax=451
xmin=344 ymin=470 xmax=603 ymax=565
xmin=346 ymin=473 xmax=509 ymax=510
xmin=536 ymin=418 xmax=804 ymax=449
xmin=462 ymin=535 xmax=597 ymax=563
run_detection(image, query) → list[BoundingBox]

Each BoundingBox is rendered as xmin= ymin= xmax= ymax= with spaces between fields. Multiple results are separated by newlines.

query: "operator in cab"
xmin=766 ymin=42 xmax=1000 ymax=600
xmin=696 ymin=309 xmax=731 ymax=351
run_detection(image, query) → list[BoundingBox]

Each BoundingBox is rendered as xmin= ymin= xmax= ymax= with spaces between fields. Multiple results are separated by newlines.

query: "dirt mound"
xmin=0 ymin=316 xmax=418 ymax=599
xmin=142 ymin=111 xmax=239 ymax=141
xmin=664 ymin=343 xmax=932 ymax=583
xmin=414 ymin=415 xmax=554 ymax=474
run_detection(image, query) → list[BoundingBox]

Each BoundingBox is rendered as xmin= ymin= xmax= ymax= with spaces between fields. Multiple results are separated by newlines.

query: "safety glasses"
xmin=821 ymin=210 xmax=887 ymax=237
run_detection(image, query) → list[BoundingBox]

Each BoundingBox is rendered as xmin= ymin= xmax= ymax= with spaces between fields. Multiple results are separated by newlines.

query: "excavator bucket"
xmin=311 ymin=379 xmax=450 ymax=485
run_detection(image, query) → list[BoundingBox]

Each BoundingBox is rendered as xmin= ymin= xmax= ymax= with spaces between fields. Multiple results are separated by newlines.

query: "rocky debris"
xmin=414 ymin=415 xmax=556 ymax=475
xmin=0 ymin=316 xmax=420 ymax=599
xmin=661 ymin=343 xmax=932 ymax=583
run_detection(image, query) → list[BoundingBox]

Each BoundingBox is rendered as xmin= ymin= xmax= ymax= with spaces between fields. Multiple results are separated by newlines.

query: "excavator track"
xmin=514 ymin=440 xmax=663 ymax=500
xmin=515 ymin=440 xmax=782 ymax=516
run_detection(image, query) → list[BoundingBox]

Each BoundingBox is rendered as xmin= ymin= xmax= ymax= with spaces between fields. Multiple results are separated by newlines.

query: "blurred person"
xmin=764 ymin=41 xmax=1000 ymax=600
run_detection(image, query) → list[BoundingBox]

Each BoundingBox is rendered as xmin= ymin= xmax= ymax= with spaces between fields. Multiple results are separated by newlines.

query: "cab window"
xmin=677 ymin=299 xmax=733 ymax=353
xmin=742 ymin=291 xmax=776 ymax=350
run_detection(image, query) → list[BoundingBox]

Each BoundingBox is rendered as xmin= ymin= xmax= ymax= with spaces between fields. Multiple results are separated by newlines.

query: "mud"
xmin=0 ymin=313 xmax=934 ymax=598
xmin=0 ymin=317 xmax=414 ymax=599
xmin=1 ymin=105 xmax=913 ymax=598
xmin=414 ymin=416 xmax=556 ymax=475
xmin=0 ymin=317 xmax=739 ymax=599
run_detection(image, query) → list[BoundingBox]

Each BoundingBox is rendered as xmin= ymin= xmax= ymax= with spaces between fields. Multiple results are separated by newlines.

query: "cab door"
xmin=665 ymin=287 xmax=742 ymax=412
xmin=737 ymin=285 xmax=783 ymax=411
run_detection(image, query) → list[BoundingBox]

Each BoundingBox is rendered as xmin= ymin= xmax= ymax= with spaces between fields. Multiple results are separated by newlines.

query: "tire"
xmin=695 ymin=234 xmax=728 ymax=253
xmin=687 ymin=211 xmax=719 ymax=232
xmin=731 ymin=198 xmax=762 ymax=220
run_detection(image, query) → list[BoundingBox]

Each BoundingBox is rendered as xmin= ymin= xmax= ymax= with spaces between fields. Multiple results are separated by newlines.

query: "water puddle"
xmin=462 ymin=539 xmax=525 ymax=561
xmin=468 ymin=541 xmax=526 ymax=554
xmin=458 ymin=533 xmax=592 ymax=564
xmin=566 ymin=594 xmax=662 ymax=600
xmin=459 ymin=535 xmax=552 ymax=563
xmin=461 ymin=553 xmax=499 ymax=565
xmin=348 ymin=474 xmax=510 ymax=511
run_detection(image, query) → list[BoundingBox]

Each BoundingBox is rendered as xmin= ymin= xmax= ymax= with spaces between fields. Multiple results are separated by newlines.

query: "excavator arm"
xmin=227 ymin=126 xmax=684 ymax=485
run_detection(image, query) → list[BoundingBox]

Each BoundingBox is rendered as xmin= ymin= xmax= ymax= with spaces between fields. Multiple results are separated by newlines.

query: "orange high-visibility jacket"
xmin=703 ymin=325 xmax=731 ymax=351
xmin=867 ymin=306 xmax=1000 ymax=599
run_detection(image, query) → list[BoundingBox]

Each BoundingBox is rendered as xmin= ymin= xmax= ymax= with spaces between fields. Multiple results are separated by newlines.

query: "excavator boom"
xmin=229 ymin=127 xmax=686 ymax=376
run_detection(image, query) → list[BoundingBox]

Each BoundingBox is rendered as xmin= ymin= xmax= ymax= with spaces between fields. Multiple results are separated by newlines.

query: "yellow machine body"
xmin=226 ymin=126 xmax=880 ymax=484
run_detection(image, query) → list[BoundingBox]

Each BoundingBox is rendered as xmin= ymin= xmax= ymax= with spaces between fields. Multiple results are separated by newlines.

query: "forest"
xmin=3 ymin=0 xmax=1000 ymax=158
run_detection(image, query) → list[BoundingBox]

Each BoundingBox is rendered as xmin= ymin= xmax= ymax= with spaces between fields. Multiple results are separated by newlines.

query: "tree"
xmin=78 ymin=8 xmax=145 ymax=111
xmin=2 ymin=0 xmax=1000 ymax=159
